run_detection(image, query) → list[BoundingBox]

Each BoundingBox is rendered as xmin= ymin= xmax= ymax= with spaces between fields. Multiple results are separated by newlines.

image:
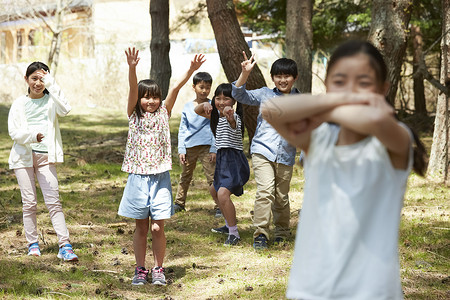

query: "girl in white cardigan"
xmin=8 ymin=61 xmax=78 ymax=261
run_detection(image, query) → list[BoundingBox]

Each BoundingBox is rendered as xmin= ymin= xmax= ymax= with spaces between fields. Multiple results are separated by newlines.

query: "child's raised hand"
xmin=241 ymin=51 xmax=256 ymax=74
xmin=125 ymin=47 xmax=140 ymax=67
xmin=223 ymin=106 xmax=234 ymax=120
xmin=35 ymin=69 xmax=48 ymax=81
xmin=190 ymin=54 xmax=206 ymax=71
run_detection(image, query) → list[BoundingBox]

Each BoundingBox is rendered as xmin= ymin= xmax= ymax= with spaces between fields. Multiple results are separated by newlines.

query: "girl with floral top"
xmin=118 ymin=47 xmax=205 ymax=286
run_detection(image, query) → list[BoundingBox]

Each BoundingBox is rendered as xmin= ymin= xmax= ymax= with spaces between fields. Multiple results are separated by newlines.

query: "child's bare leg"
xmin=209 ymin=184 xmax=219 ymax=209
xmin=134 ymin=218 xmax=149 ymax=267
xmin=217 ymin=187 xmax=236 ymax=226
xmin=151 ymin=219 xmax=166 ymax=267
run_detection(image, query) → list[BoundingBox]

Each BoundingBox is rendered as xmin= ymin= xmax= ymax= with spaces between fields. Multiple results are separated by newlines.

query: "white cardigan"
xmin=8 ymin=74 xmax=71 ymax=169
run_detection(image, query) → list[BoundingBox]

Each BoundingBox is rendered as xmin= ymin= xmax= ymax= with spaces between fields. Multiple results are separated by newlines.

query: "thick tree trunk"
xmin=411 ymin=24 xmax=427 ymax=116
xmin=286 ymin=0 xmax=312 ymax=93
xmin=206 ymin=0 xmax=266 ymax=149
xmin=150 ymin=0 xmax=171 ymax=100
xmin=368 ymin=0 xmax=412 ymax=106
xmin=428 ymin=0 xmax=450 ymax=182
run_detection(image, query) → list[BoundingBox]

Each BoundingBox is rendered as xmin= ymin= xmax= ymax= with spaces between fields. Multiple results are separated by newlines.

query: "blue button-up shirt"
xmin=232 ymin=82 xmax=297 ymax=166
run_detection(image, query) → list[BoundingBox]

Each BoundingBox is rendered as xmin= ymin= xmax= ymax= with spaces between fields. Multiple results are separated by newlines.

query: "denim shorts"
xmin=118 ymin=171 xmax=174 ymax=220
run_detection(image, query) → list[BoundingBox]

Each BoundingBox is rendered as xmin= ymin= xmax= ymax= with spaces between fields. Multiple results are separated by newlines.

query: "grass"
xmin=0 ymin=103 xmax=448 ymax=299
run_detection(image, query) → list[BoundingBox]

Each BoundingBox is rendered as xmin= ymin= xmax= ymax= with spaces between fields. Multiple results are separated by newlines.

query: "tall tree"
xmin=411 ymin=24 xmax=427 ymax=115
xmin=368 ymin=0 xmax=412 ymax=105
xmin=206 ymin=0 xmax=266 ymax=146
xmin=428 ymin=0 xmax=450 ymax=182
xmin=285 ymin=0 xmax=313 ymax=93
xmin=150 ymin=0 xmax=171 ymax=99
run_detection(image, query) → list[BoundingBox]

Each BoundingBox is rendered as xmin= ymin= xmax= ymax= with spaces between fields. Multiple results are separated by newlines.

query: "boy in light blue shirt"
xmin=232 ymin=52 xmax=299 ymax=249
xmin=175 ymin=72 xmax=220 ymax=217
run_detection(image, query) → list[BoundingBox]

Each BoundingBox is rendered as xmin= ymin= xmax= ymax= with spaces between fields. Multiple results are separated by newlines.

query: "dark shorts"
xmin=213 ymin=148 xmax=250 ymax=196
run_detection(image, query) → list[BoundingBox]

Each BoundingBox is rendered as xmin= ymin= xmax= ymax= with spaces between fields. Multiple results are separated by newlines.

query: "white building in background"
xmin=0 ymin=0 xmax=285 ymax=113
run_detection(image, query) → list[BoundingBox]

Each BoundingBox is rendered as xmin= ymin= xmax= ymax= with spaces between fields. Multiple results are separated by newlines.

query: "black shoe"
xmin=214 ymin=208 xmax=223 ymax=218
xmin=224 ymin=234 xmax=240 ymax=246
xmin=174 ymin=204 xmax=185 ymax=213
xmin=273 ymin=236 xmax=286 ymax=246
xmin=211 ymin=225 xmax=229 ymax=234
xmin=253 ymin=234 xmax=268 ymax=250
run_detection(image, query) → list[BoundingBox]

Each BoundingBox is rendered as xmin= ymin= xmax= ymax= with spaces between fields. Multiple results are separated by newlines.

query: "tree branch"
xmin=415 ymin=28 xmax=450 ymax=96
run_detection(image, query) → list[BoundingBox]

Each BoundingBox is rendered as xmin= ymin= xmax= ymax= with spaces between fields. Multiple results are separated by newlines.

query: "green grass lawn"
xmin=0 ymin=103 xmax=448 ymax=299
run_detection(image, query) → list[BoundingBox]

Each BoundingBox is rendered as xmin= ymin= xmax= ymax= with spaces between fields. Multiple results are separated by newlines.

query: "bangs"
xmin=138 ymin=79 xmax=162 ymax=100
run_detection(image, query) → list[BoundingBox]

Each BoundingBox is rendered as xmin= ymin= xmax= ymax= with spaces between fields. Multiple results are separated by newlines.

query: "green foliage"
xmin=410 ymin=0 xmax=442 ymax=51
xmin=312 ymin=0 xmax=371 ymax=49
xmin=235 ymin=0 xmax=371 ymax=50
xmin=236 ymin=0 xmax=286 ymax=38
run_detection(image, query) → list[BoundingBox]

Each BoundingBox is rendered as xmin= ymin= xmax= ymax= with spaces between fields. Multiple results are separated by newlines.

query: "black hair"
xmin=135 ymin=79 xmax=162 ymax=119
xmin=326 ymin=40 xmax=387 ymax=89
xmin=210 ymin=83 xmax=245 ymax=138
xmin=270 ymin=58 xmax=298 ymax=78
xmin=193 ymin=72 xmax=213 ymax=85
xmin=327 ymin=40 xmax=428 ymax=176
xmin=25 ymin=61 xmax=50 ymax=95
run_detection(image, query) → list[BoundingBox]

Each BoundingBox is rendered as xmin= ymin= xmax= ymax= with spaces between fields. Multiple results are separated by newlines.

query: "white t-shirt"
xmin=287 ymin=123 xmax=412 ymax=300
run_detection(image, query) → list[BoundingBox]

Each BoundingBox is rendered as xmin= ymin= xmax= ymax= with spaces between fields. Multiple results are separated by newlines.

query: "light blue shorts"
xmin=118 ymin=171 xmax=174 ymax=220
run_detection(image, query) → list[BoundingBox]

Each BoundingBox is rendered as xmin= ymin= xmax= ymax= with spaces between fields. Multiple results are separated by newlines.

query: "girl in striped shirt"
xmin=195 ymin=83 xmax=250 ymax=246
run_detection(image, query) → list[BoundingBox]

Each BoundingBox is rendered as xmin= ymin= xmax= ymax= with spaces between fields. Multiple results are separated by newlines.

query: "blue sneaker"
xmin=57 ymin=244 xmax=78 ymax=261
xmin=28 ymin=242 xmax=41 ymax=256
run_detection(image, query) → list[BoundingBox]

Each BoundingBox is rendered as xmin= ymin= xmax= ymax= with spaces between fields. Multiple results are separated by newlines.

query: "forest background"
xmin=0 ymin=0 xmax=449 ymax=299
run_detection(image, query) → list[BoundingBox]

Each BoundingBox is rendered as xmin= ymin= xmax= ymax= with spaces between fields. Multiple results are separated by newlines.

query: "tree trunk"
xmin=48 ymin=0 xmax=65 ymax=75
xmin=150 ymin=0 xmax=171 ymax=100
xmin=206 ymin=0 xmax=266 ymax=149
xmin=428 ymin=0 xmax=450 ymax=183
xmin=411 ymin=24 xmax=427 ymax=116
xmin=285 ymin=0 xmax=312 ymax=93
xmin=368 ymin=0 xmax=412 ymax=106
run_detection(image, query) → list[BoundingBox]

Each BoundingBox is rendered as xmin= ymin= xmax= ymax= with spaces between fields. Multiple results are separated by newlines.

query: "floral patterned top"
xmin=121 ymin=104 xmax=172 ymax=174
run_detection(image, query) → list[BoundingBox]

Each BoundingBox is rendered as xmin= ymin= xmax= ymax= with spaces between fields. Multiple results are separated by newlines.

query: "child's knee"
xmin=22 ymin=202 xmax=37 ymax=213
xmin=151 ymin=221 xmax=164 ymax=235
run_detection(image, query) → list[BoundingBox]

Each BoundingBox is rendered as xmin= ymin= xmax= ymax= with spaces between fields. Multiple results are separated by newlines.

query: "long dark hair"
xmin=25 ymin=61 xmax=50 ymax=95
xmin=210 ymin=83 xmax=244 ymax=138
xmin=135 ymin=79 xmax=162 ymax=119
xmin=326 ymin=40 xmax=428 ymax=176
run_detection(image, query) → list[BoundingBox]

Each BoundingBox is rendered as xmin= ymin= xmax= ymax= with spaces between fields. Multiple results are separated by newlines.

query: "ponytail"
xmin=410 ymin=129 xmax=428 ymax=176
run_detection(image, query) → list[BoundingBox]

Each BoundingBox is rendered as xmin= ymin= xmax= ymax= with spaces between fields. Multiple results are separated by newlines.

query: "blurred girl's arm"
xmin=165 ymin=54 xmax=206 ymax=115
xmin=125 ymin=48 xmax=140 ymax=117
xmin=261 ymin=93 xmax=367 ymax=151
xmin=194 ymin=102 xmax=212 ymax=119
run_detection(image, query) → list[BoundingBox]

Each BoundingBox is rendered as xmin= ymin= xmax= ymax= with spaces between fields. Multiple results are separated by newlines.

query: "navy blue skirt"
xmin=213 ymin=148 xmax=250 ymax=196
